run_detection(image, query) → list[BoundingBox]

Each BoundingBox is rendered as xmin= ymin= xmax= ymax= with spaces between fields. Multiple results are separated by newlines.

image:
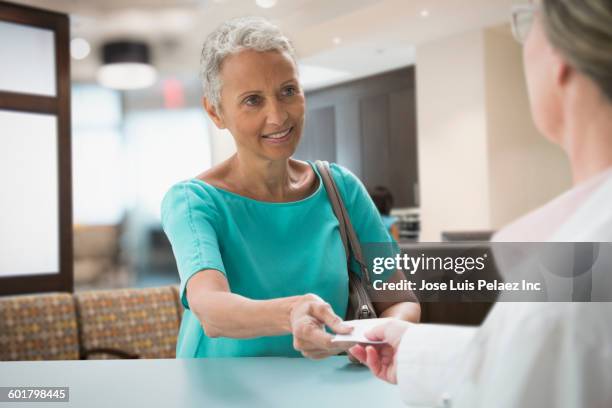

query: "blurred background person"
xmin=369 ymin=186 xmax=400 ymax=241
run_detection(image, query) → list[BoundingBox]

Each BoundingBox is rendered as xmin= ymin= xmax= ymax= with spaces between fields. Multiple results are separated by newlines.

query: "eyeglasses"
xmin=511 ymin=4 xmax=538 ymax=44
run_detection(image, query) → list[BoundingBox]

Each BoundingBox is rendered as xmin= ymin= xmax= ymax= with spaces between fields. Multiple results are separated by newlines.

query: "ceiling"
xmin=10 ymin=0 xmax=516 ymax=89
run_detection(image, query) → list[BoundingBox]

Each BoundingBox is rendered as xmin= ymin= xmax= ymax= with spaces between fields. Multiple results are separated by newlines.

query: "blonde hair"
xmin=541 ymin=0 xmax=612 ymax=102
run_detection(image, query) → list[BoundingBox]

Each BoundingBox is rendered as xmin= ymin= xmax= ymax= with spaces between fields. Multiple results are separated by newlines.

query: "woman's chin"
xmin=262 ymin=147 xmax=297 ymax=162
xmin=259 ymin=133 xmax=300 ymax=160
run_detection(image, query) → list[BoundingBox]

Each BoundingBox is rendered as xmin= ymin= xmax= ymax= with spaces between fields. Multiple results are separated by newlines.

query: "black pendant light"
xmin=97 ymin=40 xmax=157 ymax=90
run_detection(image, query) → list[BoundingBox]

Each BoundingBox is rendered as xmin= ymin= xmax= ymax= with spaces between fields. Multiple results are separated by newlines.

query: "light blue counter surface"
xmin=0 ymin=356 xmax=406 ymax=408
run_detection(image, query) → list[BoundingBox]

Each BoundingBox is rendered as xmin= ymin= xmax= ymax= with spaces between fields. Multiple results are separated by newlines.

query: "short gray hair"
xmin=199 ymin=16 xmax=297 ymax=111
xmin=541 ymin=0 xmax=612 ymax=102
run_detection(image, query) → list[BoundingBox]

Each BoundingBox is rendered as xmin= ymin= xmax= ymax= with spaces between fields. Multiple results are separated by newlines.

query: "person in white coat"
xmin=350 ymin=1 xmax=612 ymax=407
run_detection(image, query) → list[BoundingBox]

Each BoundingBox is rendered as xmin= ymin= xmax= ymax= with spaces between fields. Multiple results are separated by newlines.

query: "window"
xmin=0 ymin=2 xmax=72 ymax=295
xmin=123 ymin=109 xmax=212 ymax=221
xmin=72 ymin=85 xmax=124 ymax=225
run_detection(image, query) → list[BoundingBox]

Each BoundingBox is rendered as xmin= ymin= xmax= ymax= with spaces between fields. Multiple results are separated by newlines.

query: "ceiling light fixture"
xmin=255 ymin=0 xmax=277 ymax=9
xmin=70 ymin=38 xmax=91 ymax=60
xmin=97 ymin=41 xmax=157 ymax=90
xmin=420 ymin=9 xmax=430 ymax=18
xmin=332 ymin=37 xmax=342 ymax=45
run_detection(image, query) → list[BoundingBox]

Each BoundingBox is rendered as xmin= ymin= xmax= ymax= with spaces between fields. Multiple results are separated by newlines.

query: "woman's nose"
xmin=265 ymin=100 xmax=289 ymax=127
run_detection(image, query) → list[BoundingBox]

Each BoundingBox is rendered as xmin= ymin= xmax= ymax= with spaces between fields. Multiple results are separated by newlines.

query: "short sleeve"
xmin=329 ymin=164 xmax=398 ymax=280
xmin=161 ymin=182 xmax=226 ymax=310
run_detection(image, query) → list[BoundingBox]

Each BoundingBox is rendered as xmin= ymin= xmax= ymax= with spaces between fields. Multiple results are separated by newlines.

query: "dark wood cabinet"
xmin=389 ymin=89 xmax=418 ymax=207
xmin=360 ymin=93 xmax=391 ymax=189
xmin=420 ymin=302 xmax=494 ymax=326
xmin=296 ymin=106 xmax=336 ymax=163
xmin=298 ymin=67 xmax=419 ymax=208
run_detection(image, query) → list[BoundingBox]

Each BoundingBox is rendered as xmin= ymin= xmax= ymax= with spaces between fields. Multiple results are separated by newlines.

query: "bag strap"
xmin=315 ymin=160 xmax=371 ymax=285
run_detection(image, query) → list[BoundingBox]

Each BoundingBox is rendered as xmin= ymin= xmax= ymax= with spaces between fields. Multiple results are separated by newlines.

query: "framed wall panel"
xmin=0 ymin=1 xmax=72 ymax=295
xmin=304 ymin=67 xmax=418 ymax=207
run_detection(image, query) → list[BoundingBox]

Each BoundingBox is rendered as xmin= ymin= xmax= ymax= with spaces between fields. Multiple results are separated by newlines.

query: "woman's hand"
xmin=348 ymin=319 xmax=412 ymax=384
xmin=290 ymin=294 xmax=354 ymax=359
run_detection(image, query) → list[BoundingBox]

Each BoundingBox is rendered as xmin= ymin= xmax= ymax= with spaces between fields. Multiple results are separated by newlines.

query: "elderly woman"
xmin=351 ymin=0 xmax=612 ymax=406
xmin=161 ymin=17 xmax=420 ymax=359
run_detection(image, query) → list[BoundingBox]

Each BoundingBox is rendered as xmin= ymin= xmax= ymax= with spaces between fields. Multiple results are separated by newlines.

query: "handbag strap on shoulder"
xmin=315 ymin=160 xmax=371 ymax=284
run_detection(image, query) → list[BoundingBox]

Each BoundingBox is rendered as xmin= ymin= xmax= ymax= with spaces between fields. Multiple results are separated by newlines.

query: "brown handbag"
xmin=315 ymin=160 xmax=377 ymax=320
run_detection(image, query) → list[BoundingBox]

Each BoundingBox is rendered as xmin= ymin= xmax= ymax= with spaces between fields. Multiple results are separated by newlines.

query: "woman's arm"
xmin=186 ymin=269 xmax=353 ymax=358
xmin=186 ymin=269 xmax=297 ymax=338
xmin=378 ymin=302 xmax=421 ymax=322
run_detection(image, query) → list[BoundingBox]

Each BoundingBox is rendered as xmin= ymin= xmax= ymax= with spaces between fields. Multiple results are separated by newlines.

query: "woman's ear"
xmin=203 ymin=97 xmax=226 ymax=129
xmin=553 ymin=51 xmax=572 ymax=90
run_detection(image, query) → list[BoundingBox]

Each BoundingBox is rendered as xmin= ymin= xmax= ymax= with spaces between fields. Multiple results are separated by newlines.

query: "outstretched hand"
xmin=290 ymin=294 xmax=354 ymax=359
xmin=349 ymin=320 xmax=412 ymax=384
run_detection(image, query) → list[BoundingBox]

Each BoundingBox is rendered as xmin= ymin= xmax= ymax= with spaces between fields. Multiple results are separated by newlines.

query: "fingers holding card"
xmin=331 ymin=318 xmax=394 ymax=344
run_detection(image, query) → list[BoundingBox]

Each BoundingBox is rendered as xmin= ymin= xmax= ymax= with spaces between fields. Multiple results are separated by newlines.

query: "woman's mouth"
xmin=262 ymin=127 xmax=293 ymax=143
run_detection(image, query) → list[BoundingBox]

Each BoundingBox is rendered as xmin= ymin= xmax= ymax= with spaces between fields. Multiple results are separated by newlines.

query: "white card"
xmin=332 ymin=318 xmax=394 ymax=344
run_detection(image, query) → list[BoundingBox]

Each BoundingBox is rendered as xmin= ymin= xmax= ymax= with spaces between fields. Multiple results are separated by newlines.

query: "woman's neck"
xmin=230 ymin=152 xmax=299 ymax=201
xmin=562 ymin=82 xmax=612 ymax=185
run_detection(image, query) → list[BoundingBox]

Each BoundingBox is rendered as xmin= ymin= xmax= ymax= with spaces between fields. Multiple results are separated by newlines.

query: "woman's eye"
xmin=282 ymin=86 xmax=297 ymax=97
xmin=244 ymin=95 xmax=261 ymax=106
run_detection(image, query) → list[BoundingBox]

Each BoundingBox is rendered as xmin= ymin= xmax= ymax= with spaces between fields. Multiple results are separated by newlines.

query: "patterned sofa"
xmin=0 ymin=286 xmax=184 ymax=361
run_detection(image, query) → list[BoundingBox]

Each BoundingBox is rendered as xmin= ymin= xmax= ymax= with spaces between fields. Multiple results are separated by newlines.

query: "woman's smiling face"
xmin=207 ymin=49 xmax=305 ymax=162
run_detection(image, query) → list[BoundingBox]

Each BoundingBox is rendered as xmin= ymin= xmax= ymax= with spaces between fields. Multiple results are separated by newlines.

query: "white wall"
xmin=416 ymin=30 xmax=491 ymax=241
xmin=484 ymin=25 xmax=571 ymax=229
xmin=416 ymin=24 xmax=572 ymax=241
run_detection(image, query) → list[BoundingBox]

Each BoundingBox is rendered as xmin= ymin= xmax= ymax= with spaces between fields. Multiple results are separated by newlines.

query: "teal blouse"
xmin=161 ymin=162 xmax=395 ymax=358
